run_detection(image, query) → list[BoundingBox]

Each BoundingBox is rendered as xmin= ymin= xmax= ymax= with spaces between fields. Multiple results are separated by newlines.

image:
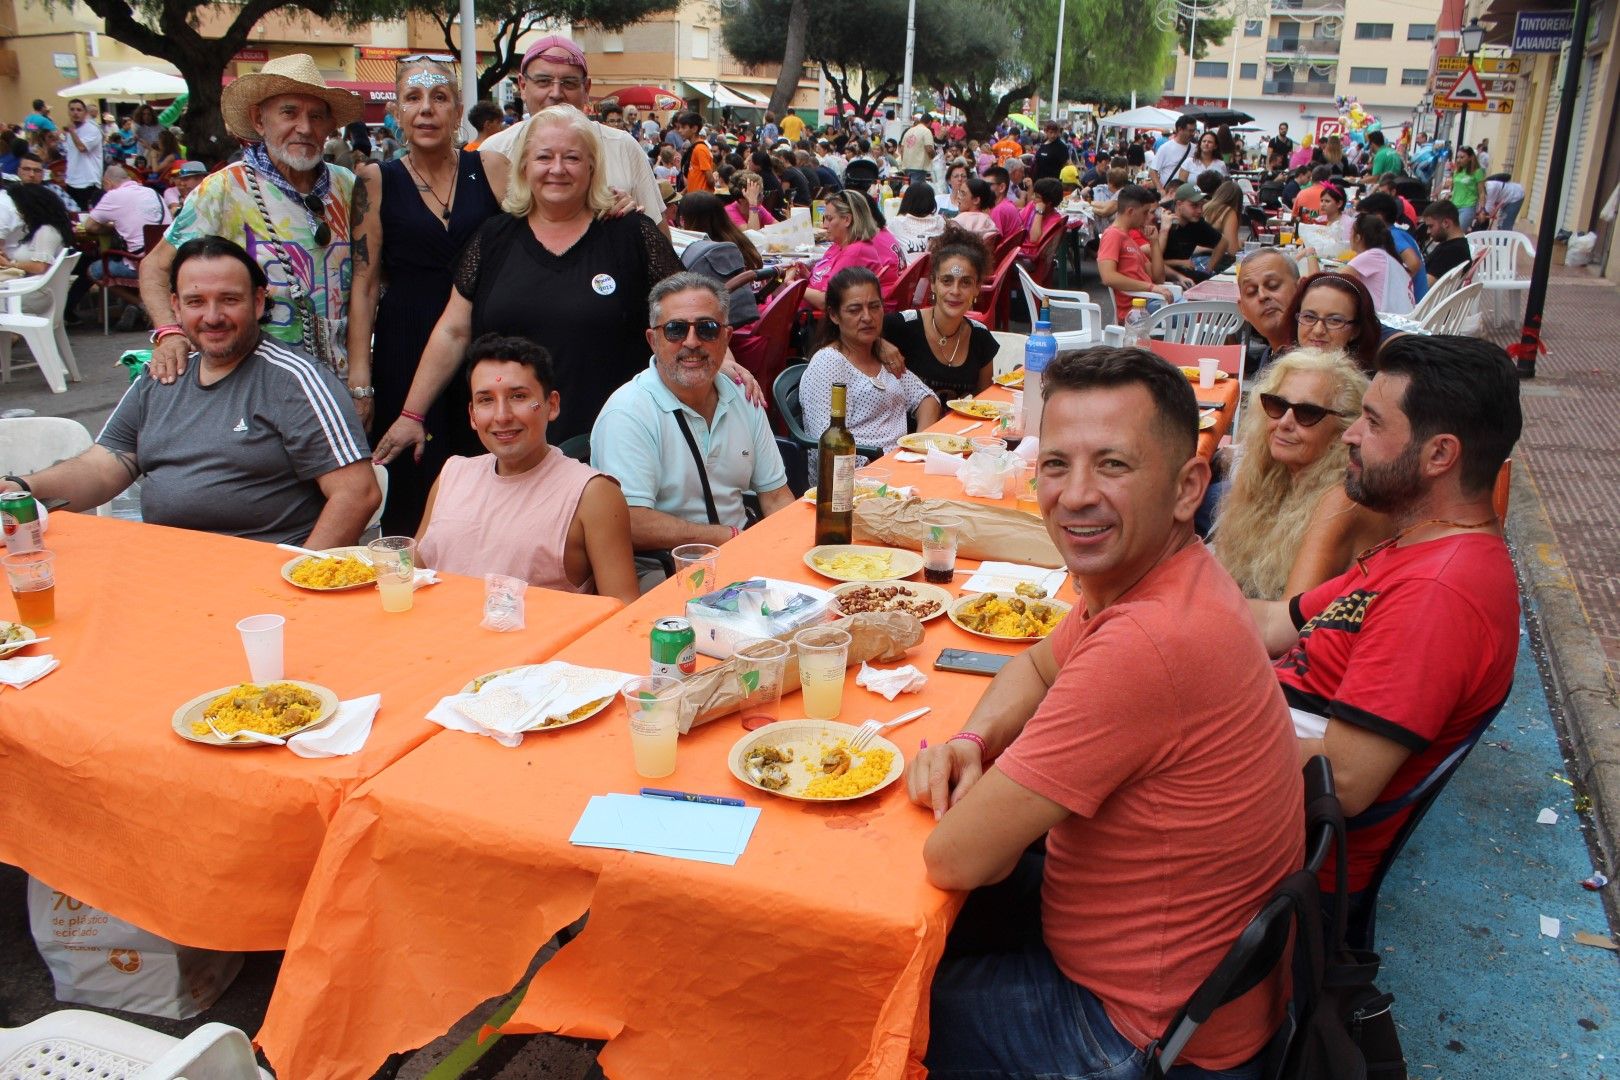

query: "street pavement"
xmin=0 ymin=267 xmax=1616 ymax=1077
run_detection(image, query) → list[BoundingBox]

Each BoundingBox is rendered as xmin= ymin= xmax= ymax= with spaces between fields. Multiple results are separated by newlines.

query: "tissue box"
xmin=685 ymin=577 xmax=833 ymax=659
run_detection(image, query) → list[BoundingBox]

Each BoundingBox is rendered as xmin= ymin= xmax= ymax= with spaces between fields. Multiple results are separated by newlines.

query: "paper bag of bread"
xmin=676 ymin=611 xmax=924 ymax=733
xmin=854 ymin=497 xmax=1062 ymax=569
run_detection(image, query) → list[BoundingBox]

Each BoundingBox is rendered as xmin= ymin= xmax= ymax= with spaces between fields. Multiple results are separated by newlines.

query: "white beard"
xmin=268 ymin=142 xmax=323 ymax=173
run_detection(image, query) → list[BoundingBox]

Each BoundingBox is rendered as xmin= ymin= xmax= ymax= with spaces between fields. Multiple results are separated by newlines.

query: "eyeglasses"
xmin=659 ymin=318 xmax=725 ymax=343
xmin=301 ymin=193 xmax=332 ymax=247
xmin=525 ymin=75 xmax=585 ymax=93
xmin=1295 ymin=311 xmax=1354 ymax=332
xmin=1258 ymin=393 xmax=1348 ymax=428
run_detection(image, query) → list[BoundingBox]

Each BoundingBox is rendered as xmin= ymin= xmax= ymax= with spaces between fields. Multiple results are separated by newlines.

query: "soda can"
xmin=650 ymin=617 xmax=696 ymax=679
xmin=0 ymin=492 xmax=42 ymax=556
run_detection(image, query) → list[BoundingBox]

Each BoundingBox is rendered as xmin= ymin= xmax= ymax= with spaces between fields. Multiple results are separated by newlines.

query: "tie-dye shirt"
xmin=165 ymin=156 xmax=354 ymax=376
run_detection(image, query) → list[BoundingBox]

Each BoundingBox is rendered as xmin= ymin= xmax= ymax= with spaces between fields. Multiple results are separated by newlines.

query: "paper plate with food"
xmin=897 ymin=432 xmax=972 ymax=455
xmin=993 ymin=367 xmax=1025 ymax=389
xmin=805 ymin=544 xmax=924 ymax=583
xmin=1178 ymin=366 xmax=1230 ymax=383
xmin=800 ymin=479 xmax=911 ymax=505
xmin=456 ymin=663 xmax=625 ymax=733
xmin=0 ymin=620 xmax=37 ymax=659
xmin=948 ymin=591 xmax=1071 ymax=643
xmin=945 ymin=398 xmax=1013 ymax=421
xmin=829 ymin=581 xmax=951 ymax=621
xmin=173 ymin=680 xmax=340 ymax=747
xmin=281 ymin=547 xmax=377 ymax=591
xmin=1199 ymin=411 xmax=1217 ymax=431
xmin=728 ymin=720 xmax=905 ymax=802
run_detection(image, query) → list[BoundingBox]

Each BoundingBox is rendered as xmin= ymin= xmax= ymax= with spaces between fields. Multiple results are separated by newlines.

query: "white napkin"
xmin=426 ymin=662 xmax=638 ymax=748
xmin=412 ymin=568 xmax=440 ymax=587
xmin=924 ymin=447 xmax=966 ymax=475
xmin=0 ymin=654 xmax=57 ymax=689
xmin=287 ymin=693 xmax=380 ymax=758
xmin=856 ymin=661 xmax=927 ymax=701
xmin=960 ymin=562 xmax=1067 ymax=598
xmin=893 ymin=451 xmax=928 ymax=463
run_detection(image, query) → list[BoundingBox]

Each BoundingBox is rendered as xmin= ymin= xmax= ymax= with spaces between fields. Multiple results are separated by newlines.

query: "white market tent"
xmin=1098 ymin=106 xmax=1183 ymax=130
xmin=57 ymin=68 xmax=188 ymax=101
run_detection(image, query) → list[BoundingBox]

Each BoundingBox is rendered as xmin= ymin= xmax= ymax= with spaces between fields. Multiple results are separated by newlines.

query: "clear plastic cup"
xmin=795 ymin=626 xmax=851 ymax=720
xmin=3 ymin=550 xmax=55 ymax=627
xmin=672 ymin=543 xmax=720 ymax=597
xmin=734 ymin=637 xmax=791 ymax=730
xmin=854 ymin=467 xmax=892 ymax=501
xmin=236 ymin=614 xmax=285 ymax=682
xmin=622 ymin=675 xmax=684 ymax=778
xmin=971 ymin=436 xmax=1008 ymax=457
xmin=920 ymin=514 xmax=964 ymax=584
xmin=368 ymin=536 xmax=417 ymax=613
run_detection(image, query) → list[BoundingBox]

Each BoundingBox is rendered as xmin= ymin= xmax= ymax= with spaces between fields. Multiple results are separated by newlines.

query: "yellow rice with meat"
xmin=802 ymin=741 xmax=896 ymax=799
xmin=957 ymin=594 xmax=1066 ymax=639
xmin=290 ymin=555 xmax=376 ymax=588
xmin=194 ymin=682 xmax=324 ymax=737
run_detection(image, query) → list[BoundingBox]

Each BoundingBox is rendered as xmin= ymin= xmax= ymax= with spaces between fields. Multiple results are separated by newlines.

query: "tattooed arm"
xmin=345 ymin=162 xmax=384 ymax=428
xmin=2 ymin=446 xmax=140 ymax=513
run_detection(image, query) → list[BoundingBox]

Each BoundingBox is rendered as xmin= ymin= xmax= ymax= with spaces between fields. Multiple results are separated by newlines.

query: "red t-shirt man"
xmin=1275 ymin=533 xmax=1519 ymax=892
xmin=997 ymin=541 xmax=1303 ymax=1070
xmin=686 ymin=139 xmax=714 ymax=193
xmin=1097 ymin=223 xmax=1154 ymax=321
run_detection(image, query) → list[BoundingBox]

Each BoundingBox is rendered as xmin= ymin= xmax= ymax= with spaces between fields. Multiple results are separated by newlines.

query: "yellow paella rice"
xmin=194 ymin=682 xmax=323 ymax=737
xmin=958 ymin=594 xmax=1066 ymax=639
xmin=290 ymin=554 xmax=376 ymax=588
xmin=802 ymin=741 xmax=896 ymax=799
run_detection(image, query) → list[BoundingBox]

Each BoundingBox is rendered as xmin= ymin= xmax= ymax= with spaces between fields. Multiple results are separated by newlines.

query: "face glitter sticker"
xmin=591 ymin=273 xmax=617 ymax=296
xmin=404 ymin=70 xmax=451 ymax=89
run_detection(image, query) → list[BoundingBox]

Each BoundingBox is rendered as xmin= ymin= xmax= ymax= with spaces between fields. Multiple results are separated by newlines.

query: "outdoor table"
xmin=0 ymin=513 xmax=621 ymax=952
xmin=254 ymin=390 xmax=1236 ymax=1079
xmin=1185 ymin=277 xmax=1240 ymax=305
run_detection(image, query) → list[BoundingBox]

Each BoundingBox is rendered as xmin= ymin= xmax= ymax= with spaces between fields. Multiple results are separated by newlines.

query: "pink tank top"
xmin=418 ymin=450 xmax=604 ymax=593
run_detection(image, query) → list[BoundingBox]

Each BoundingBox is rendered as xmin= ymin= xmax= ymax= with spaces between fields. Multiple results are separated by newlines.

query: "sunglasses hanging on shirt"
xmin=301 ymin=193 xmax=332 ymax=247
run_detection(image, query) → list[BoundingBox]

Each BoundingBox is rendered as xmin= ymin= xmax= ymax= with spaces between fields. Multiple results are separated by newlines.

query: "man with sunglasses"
xmin=1249 ymin=335 xmax=1521 ymax=912
xmin=591 ymin=273 xmax=792 ymax=588
xmin=139 ymin=53 xmax=363 ymax=385
xmin=473 ymin=35 xmax=664 ymax=229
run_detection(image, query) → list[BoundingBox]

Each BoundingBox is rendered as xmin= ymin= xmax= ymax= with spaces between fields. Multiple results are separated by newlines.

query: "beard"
xmin=268 ymin=141 xmax=323 ymax=173
xmin=1345 ymin=441 xmax=1425 ymax=512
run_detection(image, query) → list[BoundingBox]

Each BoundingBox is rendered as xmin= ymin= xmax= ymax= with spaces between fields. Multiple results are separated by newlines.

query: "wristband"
xmin=399 ymin=408 xmax=426 ymax=424
xmin=728 ymin=525 xmax=741 ymax=539
xmin=948 ymin=731 xmax=991 ymax=764
xmin=3 ymin=474 xmax=31 ymax=494
xmin=150 ymin=324 xmax=184 ymax=344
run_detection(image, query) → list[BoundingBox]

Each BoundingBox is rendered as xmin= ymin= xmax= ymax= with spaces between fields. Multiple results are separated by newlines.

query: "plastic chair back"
xmin=556 ymin=433 xmax=592 ymax=463
xmin=1466 ymin=231 xmax=1534 ymax=289
xmin=0 ymin=415 xmax=92 ymax=473
xmin=1147 ymin=339 xmax=1247 ymax=431
xmin=1406 ymin=259 xmax=1467 ymax=323
xmin=970 ymin=241 xmax=1023 ymax=330
xmin=1416 ymin=281 xmax=1482 ymax=335
xmin=884 ymin=253 xmax=930 ymax=312
xmin=1145 ymin=300 xmax=1244 ymax=346
xmin=0 ymin=1010 xmax=269 ymax=1079
xmin=1015 ymin=263 xmax=1102 ymax=344
xmin=1023 ymin=213 xmax=1068 ymax=287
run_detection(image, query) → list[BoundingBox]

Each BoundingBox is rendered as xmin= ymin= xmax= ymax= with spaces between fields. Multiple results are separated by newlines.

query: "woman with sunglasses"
xmin=882 ymin=224 xmax=997 ymax=405
xmin=347 ymin=54 xmax=503 ymax=534
xmin=1283 ymin=272 xmax=1384 ymax=374
xmin=802 ymin=267 xmax=942 ymax=463
xmin=789 ymin=190 xmax=903 ymax=312
xmin=374 ymin=105 xmax=686 ymax=470
xmin=1213 ymin=347 xmax=1390 ymax=599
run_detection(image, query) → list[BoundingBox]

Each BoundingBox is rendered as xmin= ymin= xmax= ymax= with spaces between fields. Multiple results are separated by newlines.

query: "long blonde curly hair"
xmin=1214 ymin=347 xmax=1368 ymax=599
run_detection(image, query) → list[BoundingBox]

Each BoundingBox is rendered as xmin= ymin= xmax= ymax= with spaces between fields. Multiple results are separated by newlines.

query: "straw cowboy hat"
xmin=221 ymin=53 xmax=363 ymax=140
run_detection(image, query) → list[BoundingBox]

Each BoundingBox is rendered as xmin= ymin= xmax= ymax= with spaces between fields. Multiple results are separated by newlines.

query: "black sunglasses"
xmin=1258 ymin=393 xmax=1347 ymax=428
xmin=658 ymin=318 xmax=725 ymax=343
xmin=301 ymin=193 xmax=332 ymax=247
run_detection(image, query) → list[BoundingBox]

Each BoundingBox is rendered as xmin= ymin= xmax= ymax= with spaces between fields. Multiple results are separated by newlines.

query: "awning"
xmin=331 ymin=80 xmax=397 ymax=105
xmin=688 ymin=81 xmax=769 ymax=109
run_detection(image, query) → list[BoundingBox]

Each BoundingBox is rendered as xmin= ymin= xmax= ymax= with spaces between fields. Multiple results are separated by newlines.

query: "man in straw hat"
xmin=139 ymin=53 xmax=363 ymax=385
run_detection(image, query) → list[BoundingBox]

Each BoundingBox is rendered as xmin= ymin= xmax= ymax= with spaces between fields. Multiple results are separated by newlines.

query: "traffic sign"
xmin=1429 ymin=74 xmax=1519 ymax=96
xmin=1446 ymin=67 xmax=1489 ymax=102
xmin=1433 ymin=95 xmax=1514 ymax=113
xmin=1436 ymin=55 xmax=1522 ymax=75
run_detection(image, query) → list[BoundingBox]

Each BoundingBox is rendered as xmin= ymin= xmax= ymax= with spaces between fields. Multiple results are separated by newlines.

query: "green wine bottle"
xmin=815 ymin=382 xmax=856 ymax=545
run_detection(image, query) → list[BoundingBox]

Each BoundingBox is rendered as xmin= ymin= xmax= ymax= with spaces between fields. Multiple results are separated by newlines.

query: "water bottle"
xmin=1122 ymin=298 xmax=1149 ymax=347
xmin=1021 ymin=311 xmax=1057 ymax=442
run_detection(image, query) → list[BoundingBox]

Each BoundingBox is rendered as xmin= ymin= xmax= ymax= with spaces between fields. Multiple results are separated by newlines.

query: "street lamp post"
xmin=1051 ymin=0 xmax=1068 ymax=121
xmin=1454 ymin=17 xmax=1485 ymax=154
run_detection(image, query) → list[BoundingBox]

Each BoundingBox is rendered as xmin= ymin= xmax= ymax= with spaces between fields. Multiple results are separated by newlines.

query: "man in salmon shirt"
xmin=910 ymin=347 xmax=1303 ymax=1078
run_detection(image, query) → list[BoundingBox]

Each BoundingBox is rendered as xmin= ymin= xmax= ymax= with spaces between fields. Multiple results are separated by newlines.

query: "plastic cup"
xmin=971 ymin=436 xmax=1008 ymax=457
xmin=734 ymin=637 xmax=791 ymax=731
xmin=236 ymin=614 xmax=285 ymax=682
xmin=622 ymin=675 xmax=684 ymax=778
xmin=368 ymin=536 xmax=417 ymax=612
xmin=854 ymin=466 xmax=892 ymax=501
xmin=920 ymin=514 xmax=964 ymax=584
xmin=1197 ymin=358 xmax=1220 ymax=389
xmin=795 ymin=626 xmax=851 ymax=721
xmin=3 ymin=550 xmax=54 ymax=627
xmin=672 ymin=543 xmax=720 ymax=597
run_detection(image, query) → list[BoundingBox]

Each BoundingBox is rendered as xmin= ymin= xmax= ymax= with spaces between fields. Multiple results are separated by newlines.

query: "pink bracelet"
xmin=398 ymin=408 xmax=426 ymax=424
xmin=948 ymin=731 xmax=991 ymax=764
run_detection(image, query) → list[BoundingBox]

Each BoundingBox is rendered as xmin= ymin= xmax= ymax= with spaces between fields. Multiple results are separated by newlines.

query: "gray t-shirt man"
xmin=98 ymin=337 xmax=370 ymax=544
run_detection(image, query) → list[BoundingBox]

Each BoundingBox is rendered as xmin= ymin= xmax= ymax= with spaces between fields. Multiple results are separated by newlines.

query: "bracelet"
xmin=149 ymin=324 xmax=184 ymax=344
xmin=728 ymin=525 xmax=741 ymax=539
xmin=948 ymin=731 xmax=991 ymax=764
xmin=399 ymin=408 xmax=426 ymax=424
xmin=3 ymin=474 xmax=31 ymax=494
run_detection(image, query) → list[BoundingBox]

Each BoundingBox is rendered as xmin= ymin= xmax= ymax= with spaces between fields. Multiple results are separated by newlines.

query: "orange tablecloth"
xmin=968 ymin=379 xmax=1238 ymax=459
xmin=0 ymin=513 xmax=620 ymax=951
xmin=256 ymin=457 xmax=1077 ymax=1078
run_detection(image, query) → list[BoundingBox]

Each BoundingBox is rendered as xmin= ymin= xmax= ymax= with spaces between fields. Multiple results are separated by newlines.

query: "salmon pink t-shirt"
xmin=996 ymin=541 xmax=1303 ymax=1070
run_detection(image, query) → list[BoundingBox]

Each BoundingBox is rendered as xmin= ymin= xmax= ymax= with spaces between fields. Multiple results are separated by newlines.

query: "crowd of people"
xmin=0 ymin=38 xmax=1529 ymax=1079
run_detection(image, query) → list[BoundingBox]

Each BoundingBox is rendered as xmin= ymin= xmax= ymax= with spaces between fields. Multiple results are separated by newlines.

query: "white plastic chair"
xmin=1416 ymin=281 xmax=1483 ymax=336
xmin=365 ymin=462 xmax=389 ymax=536
xmin=0 ymin=415 xmax=113 ymax=516
xmin=0 ymin=251 xmax=82 ymax=394
xmin=1407 ymin=259 xmax=1470 ymax=325
xmin=1015 ymin=264 xmax=1104 ymax=346
xmin=1144 ymin=300 xmax=1245 ymax=346
xmin=0 ymin=1010 xmax=270 ymax=1079
xmin=989 ymin=330 xmax=1027 ymax=378
xmin=1467 ymin=231 xmax=1534 ymax=292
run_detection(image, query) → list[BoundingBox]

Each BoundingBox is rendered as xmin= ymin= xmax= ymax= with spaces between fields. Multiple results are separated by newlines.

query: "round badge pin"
xmin=591 ymin=273 xmax=617 ymax=296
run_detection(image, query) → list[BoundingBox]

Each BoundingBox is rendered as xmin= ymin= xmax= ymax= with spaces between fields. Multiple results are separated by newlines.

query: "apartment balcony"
xmin=1269 ymin=0 xmax=1344 ymax=13
xmin=1266 ymin=36 xmax=1341 ymax=55
xmin=1262 ymin=80 xmax=1338 ymax=97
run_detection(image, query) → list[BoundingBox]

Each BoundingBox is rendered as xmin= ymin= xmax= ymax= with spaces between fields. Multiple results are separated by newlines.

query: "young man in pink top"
xmin=1095 ymin=184 xmax=1176 ymax=322
xmin=416 ymin=334 xmax=640 ymax=606
xmin=910 ymin=347 xmax=1303 ymax=1077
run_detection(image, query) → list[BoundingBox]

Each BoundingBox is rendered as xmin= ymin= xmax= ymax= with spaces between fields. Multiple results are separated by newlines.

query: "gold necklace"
xmin=1354 ymin=516 xmax=1496 ymax=575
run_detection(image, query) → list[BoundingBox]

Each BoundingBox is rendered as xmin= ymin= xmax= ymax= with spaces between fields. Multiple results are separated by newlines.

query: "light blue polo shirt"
xmin=591 ymin=360 xmax=788 ymax=531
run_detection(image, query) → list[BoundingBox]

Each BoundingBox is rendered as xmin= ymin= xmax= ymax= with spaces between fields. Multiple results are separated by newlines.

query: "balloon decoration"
xmin=1333 ymin=95 xmax=1382 ymax=145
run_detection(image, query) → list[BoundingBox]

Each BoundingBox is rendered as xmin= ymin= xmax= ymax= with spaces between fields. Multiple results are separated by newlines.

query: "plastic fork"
xmin=850 ymin=706 xmax=931 ymax=752
xmin=205 ymin=717 xmax=285 ymax=745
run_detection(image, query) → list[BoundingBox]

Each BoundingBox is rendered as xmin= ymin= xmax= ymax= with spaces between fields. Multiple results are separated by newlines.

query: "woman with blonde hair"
xmin=373 ymin=104 xmax=685 ymax=466
xmin=1213 ymin=347 xmax=1392 ymax=599
xmin=1192 ymin=180 xmax=1242 ymax=275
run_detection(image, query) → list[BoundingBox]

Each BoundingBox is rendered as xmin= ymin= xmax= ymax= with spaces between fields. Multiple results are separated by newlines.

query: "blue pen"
xmin=640 ymin=787 xmax=746 ymax=807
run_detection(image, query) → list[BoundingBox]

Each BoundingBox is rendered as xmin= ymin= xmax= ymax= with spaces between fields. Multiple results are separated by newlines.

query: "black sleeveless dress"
xmin=371 ymin=149 xmax=500 ymax=535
